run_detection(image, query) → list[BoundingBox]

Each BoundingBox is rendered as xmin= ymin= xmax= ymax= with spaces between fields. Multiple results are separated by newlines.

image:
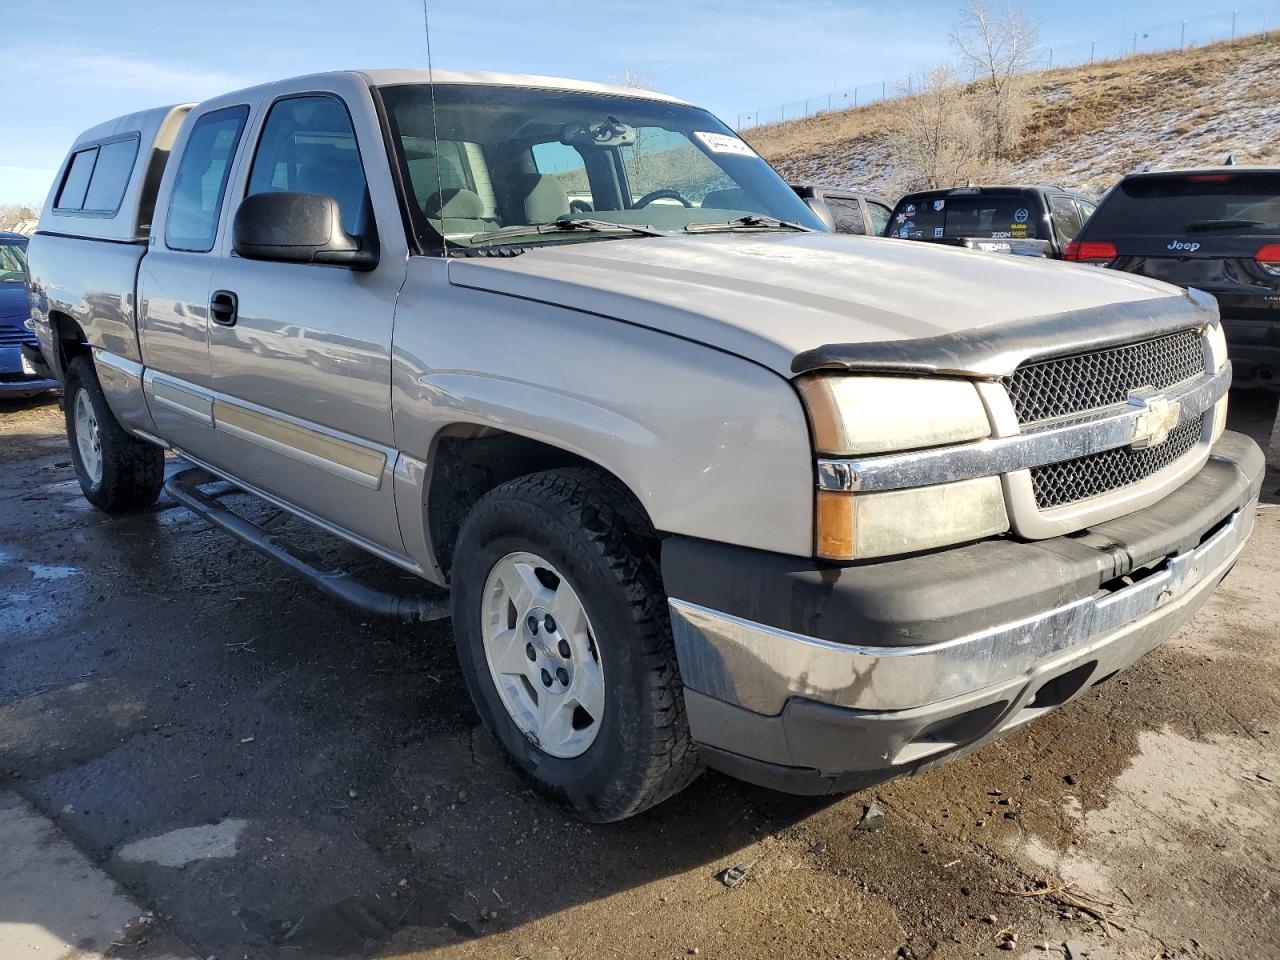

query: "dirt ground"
xmin=1 ymin=391 xmax=1278 ymax=960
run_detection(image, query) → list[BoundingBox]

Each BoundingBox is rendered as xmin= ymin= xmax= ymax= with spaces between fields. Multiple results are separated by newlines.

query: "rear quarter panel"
xmin=26 ymin=232 xmax=146 ymax=377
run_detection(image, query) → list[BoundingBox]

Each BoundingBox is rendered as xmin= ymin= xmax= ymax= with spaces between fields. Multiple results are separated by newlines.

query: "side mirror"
xmin=803 ymin=196 xmax=836 ymax=232
xmin=232 ymin=192 xmax=377 ymax=270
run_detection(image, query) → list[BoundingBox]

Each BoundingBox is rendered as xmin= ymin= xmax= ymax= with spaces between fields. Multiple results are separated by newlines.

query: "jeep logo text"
xmin=1167 ymin=240 xmax=1201 ymax=253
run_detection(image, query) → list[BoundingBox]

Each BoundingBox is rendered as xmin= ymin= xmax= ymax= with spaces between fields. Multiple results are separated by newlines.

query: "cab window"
xmin=866 ymin=200 xmax=892 ymax=236
xmin=532 ymin=141 xmax=594 ymax=213
xmin=247 ymin=95 xmax=372 ymax=239
xmin=165 ymin=106 xmax=249 ymax=252
xmin=826 ymin=196 xmax=866 ymax=234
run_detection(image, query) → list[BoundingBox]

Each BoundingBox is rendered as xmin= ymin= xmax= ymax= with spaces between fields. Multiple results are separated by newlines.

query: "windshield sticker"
xmin=933 ymin=199 xmax=946 ymax=211
xmin=991 ymin=231 xmax=1012 ymax=239
xmin=1013 ymin=208 xmax=1029 ymax=223
xmin=905 ymin=204 xmax=917 ymax=216
xmin=1010 ymin=223 xmax=1027 ymax=237
xmin=693 ymin=131 xmax=757 ymax=157
xmin=934 ymin=227 xmax=944 ymax=238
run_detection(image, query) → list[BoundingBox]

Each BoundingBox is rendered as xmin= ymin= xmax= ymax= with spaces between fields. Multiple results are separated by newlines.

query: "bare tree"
xmin=0 ymin=203 xmax=42 ymax=234
xmin=951 ymin=0 xmax=1038 ymax=162
xmin=603 ymin=68 xmax=655 ymax=91
xmin=887 ymin=66 xmax=988 ymax=193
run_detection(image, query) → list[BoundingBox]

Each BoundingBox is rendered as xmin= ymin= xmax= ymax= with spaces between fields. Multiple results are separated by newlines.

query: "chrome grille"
xmin=1031 ymin=414 xmax=1206 ymax=509
xmin=1005 ymin=329 xmax=1204 ymax=424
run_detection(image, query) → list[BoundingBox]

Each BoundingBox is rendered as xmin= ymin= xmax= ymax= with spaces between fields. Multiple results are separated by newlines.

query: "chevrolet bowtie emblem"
xmin=1128 ymin=393 xmax=1181 ymax=449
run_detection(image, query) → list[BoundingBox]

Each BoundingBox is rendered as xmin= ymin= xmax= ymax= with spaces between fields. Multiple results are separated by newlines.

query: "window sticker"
xmin=934 ymin=226 xmax=944 ymax=238
xmin=905 ymin=203 xmax=917 ymax=216
xmin=932 ymin=199 xmax=946 ymax=211
xmin=693 ymin=131 xmax=757 ymax=157
xmin=1013 ymin=207 xmax=1029 ymax=223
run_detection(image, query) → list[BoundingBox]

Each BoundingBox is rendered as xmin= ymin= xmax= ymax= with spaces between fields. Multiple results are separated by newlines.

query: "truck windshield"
xmin=1086 ymin=172 xmax=1280 ymax=238
xmin=0 ymin=238 xmax=28 ymax=283
xmin=379 ymin=83 xmax=826 ymax=250
xmin=887 ymin=193 xmax=1041 ymax=241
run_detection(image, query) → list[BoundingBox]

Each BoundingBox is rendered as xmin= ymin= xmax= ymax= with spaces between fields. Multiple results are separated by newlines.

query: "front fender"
xmin=392 ymin=258 xmax=816 ymax=562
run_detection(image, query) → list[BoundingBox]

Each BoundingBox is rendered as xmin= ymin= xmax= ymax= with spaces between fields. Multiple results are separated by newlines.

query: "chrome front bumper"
xmin=669 ymin=504 xmax=1254 ymax=719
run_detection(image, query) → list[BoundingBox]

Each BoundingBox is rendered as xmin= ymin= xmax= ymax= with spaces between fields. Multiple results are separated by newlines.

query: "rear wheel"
xmin=451 ymin=467 xmax=701 ymax=821
xmin=64 ymin=355 xmax=164 ymax=513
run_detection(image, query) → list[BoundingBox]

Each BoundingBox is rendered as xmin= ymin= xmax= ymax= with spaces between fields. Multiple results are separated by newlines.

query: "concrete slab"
xmin=0 ymin=792 xmax=195 ymax=960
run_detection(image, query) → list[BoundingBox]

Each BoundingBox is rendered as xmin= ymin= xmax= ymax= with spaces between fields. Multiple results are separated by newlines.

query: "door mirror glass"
xmin=232 ymin=191 xmax=377 ymax=269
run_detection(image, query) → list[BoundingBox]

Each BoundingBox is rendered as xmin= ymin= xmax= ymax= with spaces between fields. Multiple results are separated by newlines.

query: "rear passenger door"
xmin=139 ymin=103 xmax=251 ymax=463
xmin=208 ymin=84 xmax=409 ymax=558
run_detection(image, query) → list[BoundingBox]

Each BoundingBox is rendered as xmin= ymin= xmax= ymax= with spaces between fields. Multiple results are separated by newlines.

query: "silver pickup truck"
xmin=26 ymin=70 xmax=1263 ymax=821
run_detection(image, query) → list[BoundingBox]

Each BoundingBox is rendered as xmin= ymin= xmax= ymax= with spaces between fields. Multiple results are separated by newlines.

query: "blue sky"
xmin=0 ymin=0 xmax=1268 ymax=203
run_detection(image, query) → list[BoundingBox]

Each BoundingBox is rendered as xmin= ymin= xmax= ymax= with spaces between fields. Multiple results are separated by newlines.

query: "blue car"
xmin=0 ymin=231 xmax=58 ymax=397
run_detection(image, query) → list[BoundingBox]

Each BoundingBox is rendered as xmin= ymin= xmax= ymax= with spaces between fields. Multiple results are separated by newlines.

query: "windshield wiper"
xmin=468 ymin=216 xmax=671 ymax=244
xmin=1185 ymin=218 xmax=1265 ymax=232
xmin=684 ymin=214 xmax=814 ymax=234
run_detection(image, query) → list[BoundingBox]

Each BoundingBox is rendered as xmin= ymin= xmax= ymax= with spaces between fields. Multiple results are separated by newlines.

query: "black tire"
xmin=451 ymin=467 xmax=702 ymax=821
xmin=63 ymin=354 xmax=164 ymax=513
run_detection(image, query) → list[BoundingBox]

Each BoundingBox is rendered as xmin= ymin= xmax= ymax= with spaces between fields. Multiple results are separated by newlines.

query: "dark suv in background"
xmin=884 ymin=186 xmax=1096 ymax=259
xmin=1067 ymin=167 xmax=1280 ymax=390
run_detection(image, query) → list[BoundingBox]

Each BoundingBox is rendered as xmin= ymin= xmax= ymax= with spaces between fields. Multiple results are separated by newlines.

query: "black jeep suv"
xmin=1068 ymin=167 xmax=1280 ymax=390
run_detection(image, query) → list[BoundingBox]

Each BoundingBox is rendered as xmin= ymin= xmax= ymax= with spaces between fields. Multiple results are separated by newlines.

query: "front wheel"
xmin=64 ymin=355 xmax=164 ymax=513
xmin=451 ymin=467 xmax=701 ymax=821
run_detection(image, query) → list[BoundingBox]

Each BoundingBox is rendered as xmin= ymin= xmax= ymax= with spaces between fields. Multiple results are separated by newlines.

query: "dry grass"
xmin=746 ymin=31 xmax=1280 ymax=193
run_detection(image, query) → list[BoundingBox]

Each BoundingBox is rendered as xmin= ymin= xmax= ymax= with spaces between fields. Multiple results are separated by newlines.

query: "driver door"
xmin=207 ymin=83 xmax=410 ymax=558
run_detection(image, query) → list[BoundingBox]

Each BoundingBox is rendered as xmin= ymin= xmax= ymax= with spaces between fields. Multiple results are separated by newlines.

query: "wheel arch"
xmin=47 ymin=309 xmax=90 ymax=380
xmin=423 ymin=424 xmax=657 ymax=582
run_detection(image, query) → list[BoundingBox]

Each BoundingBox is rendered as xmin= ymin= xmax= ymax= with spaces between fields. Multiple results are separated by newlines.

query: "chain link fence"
xmin=734 ymin=3 xmax=1274 ymax=130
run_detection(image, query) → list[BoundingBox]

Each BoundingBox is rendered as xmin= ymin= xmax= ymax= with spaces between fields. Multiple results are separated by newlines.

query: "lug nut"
xmin=527 ymin=615 xmax=539 ymax=635
xmin=556 ymin=667 xmax=570 ymax=685
xmin=525 ymin=643 xmax=536 ymax=662
xmin=558 ymin=639 xmax=571 ymax=658
xmin=540 ymin=669 xmax=552 ymax=688
xmin=544 ymin=614 xmax=557 ymax=633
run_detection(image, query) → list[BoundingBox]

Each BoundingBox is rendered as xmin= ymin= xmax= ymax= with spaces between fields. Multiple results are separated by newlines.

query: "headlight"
xmin=1204 ymin=320 xmax=1228 ymax=373
xmin=1211 ymin=392 xmax=1229 ymax=444
xmin=1203 ymin=321 xmax=1229 ymax=443
xmin=795 ymin=375 xmax=992 ymax=456
xmin=798 ymin=375 xmax=1008 ymax=560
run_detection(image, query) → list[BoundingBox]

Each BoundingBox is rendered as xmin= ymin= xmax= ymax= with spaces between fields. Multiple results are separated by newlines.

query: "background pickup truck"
xmin=27 ymin=69 xmax=1263 ymax=822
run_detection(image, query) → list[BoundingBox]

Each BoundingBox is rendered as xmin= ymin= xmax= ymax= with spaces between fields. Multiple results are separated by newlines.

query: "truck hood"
xmin=447 ymin=232 xmax=1205 ymax=378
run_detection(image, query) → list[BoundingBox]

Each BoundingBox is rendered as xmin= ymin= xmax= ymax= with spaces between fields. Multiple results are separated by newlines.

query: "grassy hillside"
xmin=745 ymin=31 xmax=1280 ymax=196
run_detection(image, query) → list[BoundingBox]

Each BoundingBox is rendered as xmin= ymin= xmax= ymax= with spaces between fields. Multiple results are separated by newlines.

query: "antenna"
xmin=422 ymin=0 xmax=447 ymax=256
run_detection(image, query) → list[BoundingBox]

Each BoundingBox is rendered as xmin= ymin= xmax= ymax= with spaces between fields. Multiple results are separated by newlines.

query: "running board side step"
xmin=164 ymin=466 xmax=451 ymax=623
